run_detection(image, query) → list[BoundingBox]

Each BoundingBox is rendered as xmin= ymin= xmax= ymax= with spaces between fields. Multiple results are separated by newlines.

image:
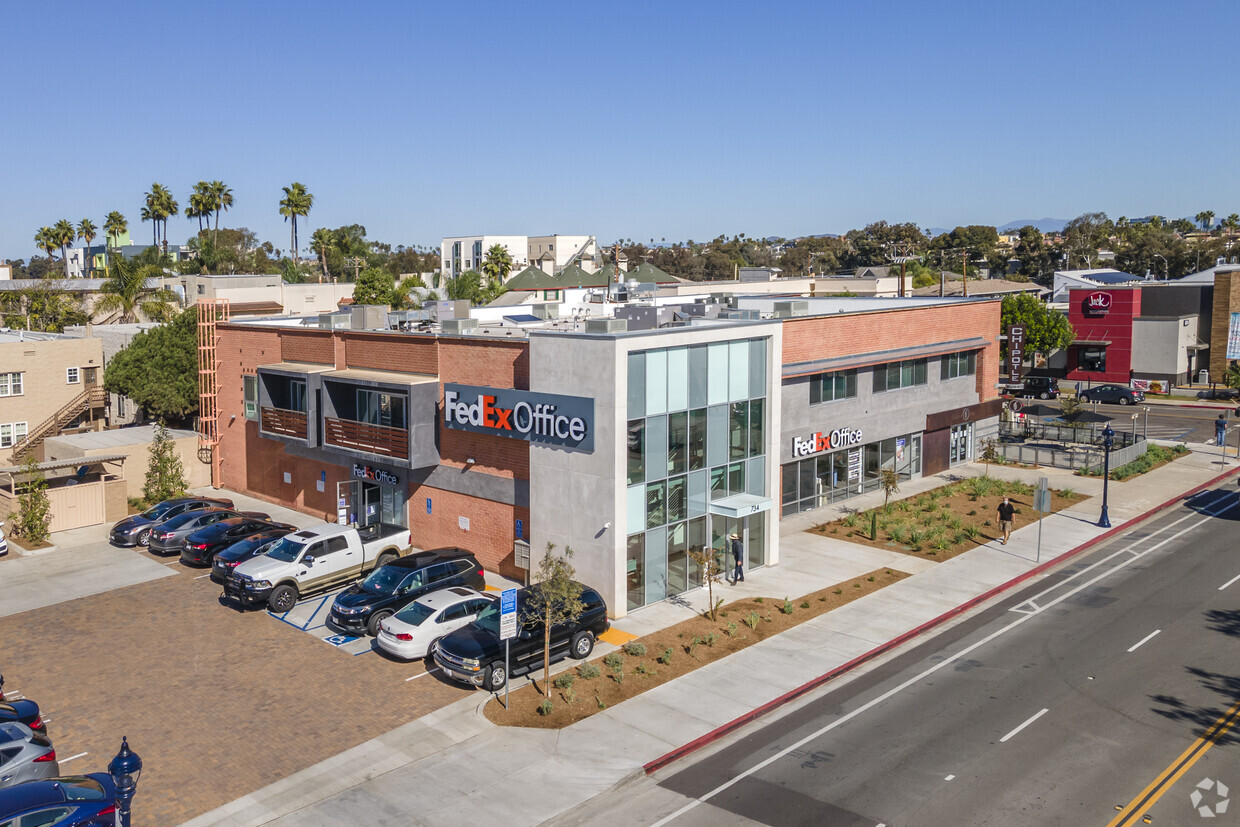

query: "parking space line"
xmin=194 ymin=573 xmax=212 ymax=580
xmin=59 ymin=752 xmax=88 ymax=764
xmin=301 ymin=595 xmax=331 ymax=630
xmin=406 ymin=668 xmax=438 ymax=681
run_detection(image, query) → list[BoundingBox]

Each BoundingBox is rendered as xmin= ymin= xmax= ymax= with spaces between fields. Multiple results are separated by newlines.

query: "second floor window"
xmin=809 ymin=369 xmax=857 ymax=404
xmin=356 ymin=389 xmax=406 ymax=429
xmin=873 ymin=359 xmax=927 ymax=392
xmin=0 ymin=372 xmax=22 ymax=397
xmin=66 ymin=367 xmax=80 ymax=384
xmin=941 ymin=351 xmax=977 ymax=380
xmin=243 ymin=375 xmax=258 ymax=420
xmin=289 ymin=380 xmax=307 ymax=412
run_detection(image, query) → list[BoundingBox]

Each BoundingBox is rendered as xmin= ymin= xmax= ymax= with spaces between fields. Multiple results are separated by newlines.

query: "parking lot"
xmin=1 ymin=541 xmax=486 ymax=826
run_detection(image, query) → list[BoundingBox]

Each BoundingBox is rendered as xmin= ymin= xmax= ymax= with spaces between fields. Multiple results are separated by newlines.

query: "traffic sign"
xmin=499 ymin=588 xmax=518 ymax=641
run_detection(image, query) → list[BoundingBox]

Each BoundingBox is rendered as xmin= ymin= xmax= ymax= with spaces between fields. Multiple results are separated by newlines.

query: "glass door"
xmin=336 ymin=480 xmax=356 ymax=525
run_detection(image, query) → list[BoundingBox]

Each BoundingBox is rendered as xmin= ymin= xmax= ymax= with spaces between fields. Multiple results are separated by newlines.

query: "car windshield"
xmin=264 ymin=536 xmax=306 ymax=562
xmin=363 ymin=565 xmax=407 ymax=595
xmin=141 ymin=501 xmax=178 ymax=519
xmin=393 ymin=601 xmax=436 ymax=626
xmin=56 ymin=776 xmax=107 ymax=801
xmin=474 ymin=600 xmax=501 ymax=635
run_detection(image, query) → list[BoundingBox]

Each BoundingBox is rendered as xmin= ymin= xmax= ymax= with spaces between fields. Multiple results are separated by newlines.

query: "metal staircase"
xmin=9 ymin=386 xmax=108 ymax=462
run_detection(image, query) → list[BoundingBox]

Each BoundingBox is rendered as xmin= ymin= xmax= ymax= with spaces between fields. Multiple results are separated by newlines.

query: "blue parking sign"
xmin=515 ymin=518 xmax=523 ymax=539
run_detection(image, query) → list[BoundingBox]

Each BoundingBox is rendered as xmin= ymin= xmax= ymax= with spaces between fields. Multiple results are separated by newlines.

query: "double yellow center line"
xmin=1107 ymin=697 xmax=1240 ymax=826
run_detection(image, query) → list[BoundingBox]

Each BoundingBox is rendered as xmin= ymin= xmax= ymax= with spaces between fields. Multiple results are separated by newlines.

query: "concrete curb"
xmin=643 ymin=463 xmax=1240 ymax=775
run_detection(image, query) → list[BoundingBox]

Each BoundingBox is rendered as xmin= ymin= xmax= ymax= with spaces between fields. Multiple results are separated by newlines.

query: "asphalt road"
xmin=559 ymin=485 xmax=1240 ymax=827
xmin=1016 ymin=399 xmax=1237 ymax=445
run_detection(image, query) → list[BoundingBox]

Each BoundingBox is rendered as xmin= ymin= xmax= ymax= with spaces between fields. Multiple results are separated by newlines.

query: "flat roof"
xmin=327 ymin=367 xmax=438 ymax=385
xmin=0 ymin=330 xmax=73 ymax=343
xmin=0 ymin=454 xmax=128 ymax=475
xmin=44 ymin=425 xmax=196 ymax=450
xmin=258 ymin=361 xmax=334 ymax=374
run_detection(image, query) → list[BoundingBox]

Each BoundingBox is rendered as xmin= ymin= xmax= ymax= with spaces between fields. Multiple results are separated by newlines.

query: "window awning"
xmin=708 ymin=493 xmax=773 ymax=519
xmin=1073 ymin=339 xmax=1112 ymax=346
xmin=783 ymin=336 xmax=989 ymax=379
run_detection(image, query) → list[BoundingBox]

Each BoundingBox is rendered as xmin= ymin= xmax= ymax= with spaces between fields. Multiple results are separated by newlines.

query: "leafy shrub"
xmin=754 ymin=597 xmax=765 ymax=604
xmin=603 ymin=652 xmax=624 ymax=670
xmin=538 ymin=699 xmax=554 ymax=716
xmin=563 ymin=687 xmax=579 ymax=705
xmin=576 ymin=663 xmax=600 ymax=680
xmin=635 ymin=661 xmax=655 ymax=676
xmin=657 ymin=646 xmax=673 ymax=666
xmin=725 ymin=621 xmax=739 ymax=637
xmin=596 ymin=695 xmax=607 ymax=709
xmin=948 ymin=515 xmax=963 ymax=530
xmin=867 ymin=575 xmax=875 ymax=582
xmin=842 ymin=513 xmax=859 ymax=527
xmin=782 ymin=597 xmax=794 ymax=615
xmin=743 ymin=611 xmax=760 ymax=630
xmin=553 ymin=673 xmax=575 ymax=690
xmin=702 ymin=632 xmax=718 ymax=648
xmin=622 ymin=642 xmax=647 ymax=657
xmin=833 ymin=589 xmax=842 ymax=595
xmin=964 ymin=523 xmax=980 ymax=539
xmin=800 ymin=601 xmax=811 ymax=609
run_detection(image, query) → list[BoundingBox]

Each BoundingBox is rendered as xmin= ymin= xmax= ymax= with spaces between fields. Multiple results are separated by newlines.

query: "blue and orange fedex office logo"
xmin=443 ymin=384 xmax=594 ymax=452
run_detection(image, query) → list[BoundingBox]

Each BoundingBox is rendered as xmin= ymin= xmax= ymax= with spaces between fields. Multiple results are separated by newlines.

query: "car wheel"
xmin=367 ymin=610 xmax=392 ymax=637
xmin=1118 ymin=396 xmax=1130 ymax=406
xmin=375 ymin=551 xmax=397 ymax=569
xmin=1079 ymin=395 xmax=1090 ymax=403
xmin=138 ymin=530 xmax=150 ymax=547
xmin=1039 ymin=391 xmax=1051 ymax=400
xmin=483 ymin=662 xmax=507 ymax=692
xmin=268 ymin=585 xmax=298 ymax=613
xmin=570 ymin=631 xmax=595 ymax=660
xmin=426 ymin=637 xmax=442 ymax=661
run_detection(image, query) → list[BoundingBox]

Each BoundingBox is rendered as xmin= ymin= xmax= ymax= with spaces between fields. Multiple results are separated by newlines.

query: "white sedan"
xmin=376 ymin=587 xmax=496 ymax=661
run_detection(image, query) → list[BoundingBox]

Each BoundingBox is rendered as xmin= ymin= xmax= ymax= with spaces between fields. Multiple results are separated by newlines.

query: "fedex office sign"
xmin=792 ymin=427 xmax=864 ymax=458
xmin=444 ymin=384 xmax=594 ymax=452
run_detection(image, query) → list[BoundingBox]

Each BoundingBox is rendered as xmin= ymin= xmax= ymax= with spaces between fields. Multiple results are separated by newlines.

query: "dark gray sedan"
xmin=109 ymin=496 xmax=233 ymax=547
xmin=1077 ymin=384 xmax=1145 ymax=405
xmin=0 ymin=722 xmax=58 ymax=788
xmin=147 ymin=508 xmax=268 ymax=556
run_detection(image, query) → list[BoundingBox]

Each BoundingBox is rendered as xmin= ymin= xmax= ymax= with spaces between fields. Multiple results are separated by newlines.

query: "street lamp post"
xmin=1154 ymin=253 xmax=1167 ymax=280
xmin=108 ymin=737 xmax=143 ymax=827
xmin=1098 ymin=424 xmax=1115 ymax=528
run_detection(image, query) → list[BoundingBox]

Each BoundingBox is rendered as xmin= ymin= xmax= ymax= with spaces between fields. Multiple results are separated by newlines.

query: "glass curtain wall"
xmin=626 ymin=339 xmax=768 ymax=612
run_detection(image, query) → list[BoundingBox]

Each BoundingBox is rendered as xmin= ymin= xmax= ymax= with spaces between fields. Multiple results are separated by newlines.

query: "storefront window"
xmin=782 ymin=432 xmax=923 ymax=515
xmin=1080 ymin=347 xmax=1107 ymax=372
xmin=667 ymin=521 xmax=688 ymax=596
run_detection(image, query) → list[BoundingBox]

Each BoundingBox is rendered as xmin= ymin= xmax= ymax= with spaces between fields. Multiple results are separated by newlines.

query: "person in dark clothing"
xmin=729 ymin=532 xmax=744 ymax=584
xmin=997 ymin=497 xmax=1016 ymax=545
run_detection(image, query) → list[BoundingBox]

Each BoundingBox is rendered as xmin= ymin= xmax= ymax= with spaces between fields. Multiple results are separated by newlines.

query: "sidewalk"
xmin=183 ymin=448 xmax=1239 ymax=827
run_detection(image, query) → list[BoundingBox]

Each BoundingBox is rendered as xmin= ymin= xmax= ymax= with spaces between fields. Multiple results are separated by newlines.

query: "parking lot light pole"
xmin=1098 ymin=424 xmax=1114 ymax=528
xmin=108 ymin=736 xmax=142 ymax=827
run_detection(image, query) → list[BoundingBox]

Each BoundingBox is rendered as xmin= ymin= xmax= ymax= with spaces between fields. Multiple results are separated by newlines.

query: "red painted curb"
xmin=643 ymin=464 xmax=1240 ymax=775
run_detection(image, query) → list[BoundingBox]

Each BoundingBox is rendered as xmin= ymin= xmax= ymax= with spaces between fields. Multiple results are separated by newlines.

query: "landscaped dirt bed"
xmin=484 ymin=567 xmax=908 ymax=728
xmin=810 ymin=476 xmax=1085 ymax=562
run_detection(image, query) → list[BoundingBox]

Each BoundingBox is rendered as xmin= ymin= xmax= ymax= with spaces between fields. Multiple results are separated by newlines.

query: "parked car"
xmin=1077 ymin=384 xmax=1145 ymax=405
xmin=0 ymin=723 xmax=57 ymax=788
xmin=180 ymin=517 xmax=295 ymax=567
xmin=224 ymin=522 xmax=411 ymax=613
xmin=210 ymin=529 xmax=294 ymax=584
xmin=434 ymin=583 xmax=609 ymax=691
xmin=147 ymin=508 xmax=267 ymax=556
xmin=109 ymin=497 xmax=234 ymax=547
xmin=1016 ymin=376 xmax=1059 ymax=400
xmin=329 ymin=549 xmax=486 ymax=636
xmin=0 ymin=520 xmax=7 ymax=557
xmin=0 ymin=773 xmax=118 ymax=825
xmin=1197 ymin=387 xmax=1240 ymax=401
xmin=0 ymin=700 xmax=46 ymax=735
xmin=377 ymin=587 xmax=495 ymax=660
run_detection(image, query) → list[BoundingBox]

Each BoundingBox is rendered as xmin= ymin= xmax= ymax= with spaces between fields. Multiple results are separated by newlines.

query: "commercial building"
xmin=207 ymin=292 xmax=999 ymax=617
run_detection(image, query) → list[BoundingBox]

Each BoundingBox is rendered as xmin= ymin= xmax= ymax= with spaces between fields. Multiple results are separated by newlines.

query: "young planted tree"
xmin=980 ymin=437 xmax=1000 ymax=476
xmin=522 ymin=543 xmax=585 ymax=698
xmin=880 ymin=467 xmax=900 ymax=508
xmin=144 ymin=424 xmax=188 ymax=505
xmin=687 ymin=542 xmax=726 ymax=621
xmin=13 ymin=455 xmax=51 ymax=545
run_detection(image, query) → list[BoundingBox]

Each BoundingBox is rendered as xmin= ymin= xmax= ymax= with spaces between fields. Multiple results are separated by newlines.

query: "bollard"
xmin=871 ymin=512 xmax=878 ymax=541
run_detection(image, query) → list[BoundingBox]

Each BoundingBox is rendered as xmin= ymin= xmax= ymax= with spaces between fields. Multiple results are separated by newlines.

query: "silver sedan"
xmin=0 ymin=722 xmax=59 ymax=788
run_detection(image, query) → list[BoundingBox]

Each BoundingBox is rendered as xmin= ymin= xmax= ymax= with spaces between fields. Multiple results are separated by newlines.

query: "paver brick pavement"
xmin=1 ymin=558 xmax=473 ymax=826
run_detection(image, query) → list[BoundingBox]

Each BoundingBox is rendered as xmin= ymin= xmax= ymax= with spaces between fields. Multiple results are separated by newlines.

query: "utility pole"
xmin=344 ymin=256 xmax=364 ymax=280
xmin=962 ymin=248 xmax=968 ymax=298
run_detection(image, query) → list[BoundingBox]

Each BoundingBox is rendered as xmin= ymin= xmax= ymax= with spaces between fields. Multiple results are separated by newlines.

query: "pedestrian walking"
xmin=997 ymin=497 xmax=1015 ymax=545
xmin=729 ymin=532 xmax=745 ymax=584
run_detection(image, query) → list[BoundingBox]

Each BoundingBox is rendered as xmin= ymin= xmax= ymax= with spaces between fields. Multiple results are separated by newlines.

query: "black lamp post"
xmin=1098 ymin=424 xmax=1115 ymax=528
xmin=108 ymin=736 xmax=142 ymax=827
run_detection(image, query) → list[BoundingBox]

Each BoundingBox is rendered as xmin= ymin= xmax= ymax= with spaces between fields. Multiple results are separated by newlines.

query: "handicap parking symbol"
xmin=324 ymin=634 xmax=358 ymax=647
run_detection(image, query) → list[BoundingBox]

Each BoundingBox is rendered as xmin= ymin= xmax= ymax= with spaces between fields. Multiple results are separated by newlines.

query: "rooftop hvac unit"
xmin=585 ymin=318 xmax=628 ymax=333
xmin=441 ymin=318 xmax=478 ymax=335
xmin=772 ymin=300 xmax=809 ymax=318
xmin=318 ymin=311 xmax=351 ymax=330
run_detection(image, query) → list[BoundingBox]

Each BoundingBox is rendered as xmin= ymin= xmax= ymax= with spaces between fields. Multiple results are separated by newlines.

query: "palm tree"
xmin=103 ymin=211 xmax=127 ymax=276
xmin=77 ymin=219 xmax=97 ymax=278
xmin=95 ymin=255 xmax=179 ymax=323
xmin=310 ymin=228 xmax=333 ymax=281
xmin=209 ymin=180 xmax=233 ymax=244
xmin=144 ymin=183 xmax=178 ymax=254
xmin=140 ymin=205 xmax=156 ymax=246
xmin=1196 ymin=210 xmax=1215 ymax=231
xmin=1224 ymin=214 xmax=1240 ymax=236
xmin=481 ymin=243 xmax=514 ymax=283
xmin=190 ymin=182 xmax=212 ymax=235
xmin=52 ymin=219 xmax=76 ymax=276
xmin=34 ymin=227 xmax=57 ymax=265
xmin=278 ymin=182 xmax=313 ymax=262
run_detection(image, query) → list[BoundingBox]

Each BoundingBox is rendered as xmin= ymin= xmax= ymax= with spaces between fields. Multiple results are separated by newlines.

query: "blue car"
xmin=0 ymin=773 xmax=117 ymax=825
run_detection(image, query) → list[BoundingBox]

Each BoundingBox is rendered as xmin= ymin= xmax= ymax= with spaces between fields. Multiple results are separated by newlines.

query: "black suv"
xmin=328 ymin=548 xmax=486 ymax=636
xmin=1016 ymin=376 xmax=1058 ymax=399
xmin=434 ymin=583 xmax=609 ymax=691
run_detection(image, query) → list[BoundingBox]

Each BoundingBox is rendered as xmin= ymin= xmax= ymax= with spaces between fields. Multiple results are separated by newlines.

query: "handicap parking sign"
xmin=324 ymin=634 xmax=358 ymax=647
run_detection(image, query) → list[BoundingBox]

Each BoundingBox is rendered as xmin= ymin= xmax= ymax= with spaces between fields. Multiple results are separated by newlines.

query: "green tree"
xmin=880 ymin=467 xmax=900 ymax=508
xmin=1061 ymin=211 xmax=1110 ymax=268
xmin=352 ymin=267 xmax=396 ymax=305
xmin=143 ymin=424 xmax=188 ymax=504
xmin=77 ymin=218 xmax=97 ymax=278
xmin=188 ymin=182 xmax=211 ymax=234
xmin=34 ymin=227 xmax=57 ymax=266
xmin=103 ymin=211 xmax=127 ymax=274
xmin=104 ymin=307 xmax=199 ymax=425
xmin=1000 ymin=293 xmax=1075 ymax=361
xmin=279 ymin=182 xmax=313 ymax=261
xmin=310 ymin=228 xmax=334 ymax=280
xmin=1196 ymin=210 xmax=1215 ymax=231
xmin=1224 ymin=214 xmax=1240 ymax=235
xmin=445 ymin=269 xmax=483 ymax=302
xmin=481 ymin=244 xmax=514 ymax=283
xmin=392 ymin=274 xmax=426 ymax=310
xmin=12 ymin=455 xmax=51 ymax=545
xmin=209 ymin=180 xmax=233 ymax=244
xmin=96 ymin=256 xmax=180 ymax=323
xmin=144 ymin=183 xmax=178 ymax=254
xmin=687 ymin=542 xmax=726 ymax=621
xmin=52 ymin=219 xmax=76 ymax=275
xmin=12 ymin=285 xmax=88 ymax=332
xmin=521 ymin=543 xmax=585 ymax=698
xmin=1225 ymin=362 xmax=1240 ymax=392
xmin=1014 ymin=225 xmax=1054 ymax=284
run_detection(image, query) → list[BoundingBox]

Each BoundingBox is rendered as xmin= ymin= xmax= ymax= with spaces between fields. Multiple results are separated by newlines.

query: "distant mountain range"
xmin=996 ymin=218 xmax=1069 ymax=234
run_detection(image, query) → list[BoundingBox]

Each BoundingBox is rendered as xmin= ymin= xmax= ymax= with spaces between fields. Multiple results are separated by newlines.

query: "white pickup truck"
xmin=223 ymin=522 xmax=411 ymax=613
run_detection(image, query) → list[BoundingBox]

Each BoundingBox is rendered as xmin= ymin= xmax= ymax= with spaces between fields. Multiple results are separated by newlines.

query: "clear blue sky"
xmin=2 ymin=0 xmax=1237 ymax=261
